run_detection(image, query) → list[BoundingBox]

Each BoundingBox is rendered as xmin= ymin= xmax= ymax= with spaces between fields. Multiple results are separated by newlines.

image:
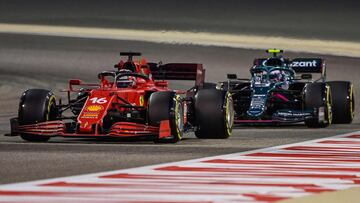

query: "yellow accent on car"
xmin=174 ymin=95 xmax=182 ymax=140
xmin=225 ymin=92 xmax=234 ymax=137
xmin=86 ymin=105 xmax=103 ymax=112
xmin=139 ymin=96 xmax=144 ymax=107
xmin=326 ymin=86 xmax=332 ymax=125
xmin=349 ymin=84 xmax=354 ymax=119
xmin=46 ymin=95 xmax=56 ymax=121
xmin=267 ymin=49 xmax=282 ymax=53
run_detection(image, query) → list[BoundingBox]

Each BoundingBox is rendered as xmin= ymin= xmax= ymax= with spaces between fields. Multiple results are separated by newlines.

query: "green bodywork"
xmin=247 ymin=65 xmax=295 ymax=117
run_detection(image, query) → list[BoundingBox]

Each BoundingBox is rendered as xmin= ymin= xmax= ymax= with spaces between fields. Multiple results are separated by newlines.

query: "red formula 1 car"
xmin=9 ymin=52 xmax=234 ymax=143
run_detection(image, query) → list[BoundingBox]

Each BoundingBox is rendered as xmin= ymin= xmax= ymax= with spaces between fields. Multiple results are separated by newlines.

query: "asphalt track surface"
xmin=0 ymin=0 xmax=360 ymax=189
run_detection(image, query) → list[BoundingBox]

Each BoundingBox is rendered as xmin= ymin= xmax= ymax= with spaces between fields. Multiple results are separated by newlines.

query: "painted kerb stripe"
xmin=1 ymin=131 xmax=360 ymax=202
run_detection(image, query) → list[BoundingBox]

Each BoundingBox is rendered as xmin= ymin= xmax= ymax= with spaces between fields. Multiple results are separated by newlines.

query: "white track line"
xmin=1 ymin=23 xmax=360 ymax=58
xmin=1 ymin=131 xmax=360 ymax=203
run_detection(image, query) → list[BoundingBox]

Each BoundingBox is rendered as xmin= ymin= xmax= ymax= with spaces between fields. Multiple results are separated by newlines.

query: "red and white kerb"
xmin=1 ymin=131 xmax=360 ymax=203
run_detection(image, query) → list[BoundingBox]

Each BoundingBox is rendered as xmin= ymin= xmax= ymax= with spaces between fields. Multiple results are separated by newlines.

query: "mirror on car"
xmin=227 ymin=74 xmax=237 ymax=80
xmin=301 ymin=74 xmax=312 ymax=80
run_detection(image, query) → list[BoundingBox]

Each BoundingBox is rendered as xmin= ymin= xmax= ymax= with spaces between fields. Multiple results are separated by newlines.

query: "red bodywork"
xmin=13 ymin=56 xmax=205 ymax=139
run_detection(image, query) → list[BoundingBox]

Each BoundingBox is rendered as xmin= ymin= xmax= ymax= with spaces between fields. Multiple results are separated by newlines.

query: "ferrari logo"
xmin=139 ymin=96 xmax=144 ymax=106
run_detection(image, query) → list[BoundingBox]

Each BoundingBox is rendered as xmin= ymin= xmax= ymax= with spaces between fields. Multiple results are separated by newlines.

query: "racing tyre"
xmin=148 ymin=91 xmax=184 ymax=143
xmin=18 ymin=89 xmax=57 ymax=142
xmin=194 ymin=89 xmax=234 ymax=139
xmin=327 ymin=81 xmax=354 ymax=124
xmin=303 ymin=83 xmax=332 ymax=128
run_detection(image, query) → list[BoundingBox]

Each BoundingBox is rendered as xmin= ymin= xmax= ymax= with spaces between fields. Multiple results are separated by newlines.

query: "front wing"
xmin=9 ymin=118 xmax=171 ymax=138
xmin=234 ymin=108 xmax=322 ymax=124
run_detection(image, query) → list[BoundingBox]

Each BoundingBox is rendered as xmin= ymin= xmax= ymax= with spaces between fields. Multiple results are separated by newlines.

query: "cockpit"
xmin=251 ymin=67 xmax=293 ymax=89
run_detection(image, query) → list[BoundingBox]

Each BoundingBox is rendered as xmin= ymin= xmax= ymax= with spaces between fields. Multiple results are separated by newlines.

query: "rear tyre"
xmin=195 ymin=89 xmax=234 ymax=139
xmin=327 ymin=81 xmax=354 ymax=124
xmin=303 ymin=83 xmax=332 ymax=128
xmin=18 ymin=89 xmax=57 ymax=142
xmin=148 ymin=91 xmax=183 ymax=143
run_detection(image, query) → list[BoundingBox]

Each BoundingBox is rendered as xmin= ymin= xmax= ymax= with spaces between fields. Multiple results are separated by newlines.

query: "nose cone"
xmin=77 ymin=91 xmax=114 ymax=134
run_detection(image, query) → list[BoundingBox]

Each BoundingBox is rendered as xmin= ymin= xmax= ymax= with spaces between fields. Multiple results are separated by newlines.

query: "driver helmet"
xmin=117 ymin=69 xmax=136 ymax=88
xmin=269 ymin=70 xmax=283 ymax=83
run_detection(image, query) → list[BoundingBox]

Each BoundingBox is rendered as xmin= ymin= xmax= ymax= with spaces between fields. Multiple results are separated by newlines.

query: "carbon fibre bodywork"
xmin=9 ymin=52 xmax=208 ymax=141
xmin=218 ymin=50 xmax=330 ymax=125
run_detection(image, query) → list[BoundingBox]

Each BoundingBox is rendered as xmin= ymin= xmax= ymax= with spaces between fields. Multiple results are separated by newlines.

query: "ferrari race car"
xmin=216 ymin=49 xmax=354 ymax=127
xmin=9 ymin=52 xmax=234 ymax=143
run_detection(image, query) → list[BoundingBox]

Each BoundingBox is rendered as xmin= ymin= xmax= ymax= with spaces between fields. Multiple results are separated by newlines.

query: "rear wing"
xmin=253 ymin=58 xmax=326 ymax=81
xmin=290 ymin=58 xmax=326 ymax=81
xmin=290 ymin=58 xmax=325 ymax=74
xmin=253 ymin=58 xmax=291 ymax=67
xmin=148 ymin=63 xmax=205 ymax=87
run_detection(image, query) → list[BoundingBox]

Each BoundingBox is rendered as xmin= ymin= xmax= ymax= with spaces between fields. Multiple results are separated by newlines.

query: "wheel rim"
xmin=225 ymin=92 xmax=234 ymax=135
xmin=349 ymin=84 xmax=355 ymax=119
xmin=174 ymin=95 xmax=183 ymax=140
xmin=326 ymin=86 xmax=332 ymax=125
xmin=46 ymin=95 xmax=56 ymax=121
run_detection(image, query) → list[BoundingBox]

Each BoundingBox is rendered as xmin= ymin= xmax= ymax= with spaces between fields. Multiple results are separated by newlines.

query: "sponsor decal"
xmin=276 ymin=111 xmax=304 ymax=117
xmin=86 ymin=105 xmax=103 ymax=112
xmin=290 ymin=60 xmax=317 ymax=67
xmin=81 ymin=112 xmax=99 ymax=118
xmin=89 ymin=97 xmax=108 ymax=104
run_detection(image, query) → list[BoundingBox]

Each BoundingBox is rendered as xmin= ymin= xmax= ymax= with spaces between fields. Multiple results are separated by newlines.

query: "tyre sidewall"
xmin=18 ymin=89 xmax=56 ymax=141
xmin=303 ymin=83 xmax=332 ymax=127
xmin=327 ymin=81 xmax=354 ymax=124
xmin=148 ymin=91 xmax=183 ymax=143
xmin=194 ymin=89 xmax=233 ymax=139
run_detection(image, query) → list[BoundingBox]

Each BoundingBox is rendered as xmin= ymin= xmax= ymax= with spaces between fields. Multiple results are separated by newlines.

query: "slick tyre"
xmin=18 ymin=89 xmax=57 ymax=142
xmin=195 ymin=89 xmax=234 ymax=139
xmin=303 ymin=83 xmax=332 ymax=128
xmin=148 ymin=91 xmax=184 ymax=143
xmin=327 ymin=81 xmax=354 ymax=124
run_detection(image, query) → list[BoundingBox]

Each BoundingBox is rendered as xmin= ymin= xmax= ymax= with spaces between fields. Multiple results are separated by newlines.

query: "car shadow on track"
xmin=2 ymin=134 xmax=196 ymax=145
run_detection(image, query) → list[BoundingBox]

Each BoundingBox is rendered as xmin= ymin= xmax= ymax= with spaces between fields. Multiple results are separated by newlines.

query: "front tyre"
xmin=148 ymin=91 xmax=184 ymax=143
xmin=195 ymin=89 xmax=234 ymax=139
xmin=18 ymin=89 xmax=57 ymax=142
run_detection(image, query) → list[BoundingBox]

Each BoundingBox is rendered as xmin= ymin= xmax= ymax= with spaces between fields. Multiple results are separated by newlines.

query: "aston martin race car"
xmin=216 ymin=49 xmax=354 ymax=127
xmin=9 ymin=52 xmax=233 ymax=143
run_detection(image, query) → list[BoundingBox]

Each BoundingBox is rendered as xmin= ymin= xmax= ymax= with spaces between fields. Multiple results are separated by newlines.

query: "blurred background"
xmin=1 ymin=0 xmax=360 ymax=41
